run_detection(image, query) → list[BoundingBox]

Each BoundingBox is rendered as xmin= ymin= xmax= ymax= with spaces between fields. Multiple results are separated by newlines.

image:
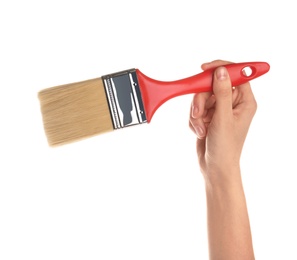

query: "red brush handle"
xmin=136 ymin=62 xmax=270 ymax=122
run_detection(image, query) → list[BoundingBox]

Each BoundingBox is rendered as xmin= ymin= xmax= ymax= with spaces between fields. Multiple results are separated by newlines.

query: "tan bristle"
xmin=38 ymin=77 xmax=113 ymax=146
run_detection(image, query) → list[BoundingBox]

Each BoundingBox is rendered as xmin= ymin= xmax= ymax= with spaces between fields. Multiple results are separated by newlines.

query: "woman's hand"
xmin=189 ymin=60 xmax=257 ymax=185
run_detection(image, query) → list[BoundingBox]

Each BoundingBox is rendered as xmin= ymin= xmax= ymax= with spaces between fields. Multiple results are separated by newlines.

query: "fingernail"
xmin=192 ymin=105 xmax=199 ymax=118
xmin=216 ymin=67 xmax=227 ymax=80
xmin=195 ymin=126 xmax=204 ymax=138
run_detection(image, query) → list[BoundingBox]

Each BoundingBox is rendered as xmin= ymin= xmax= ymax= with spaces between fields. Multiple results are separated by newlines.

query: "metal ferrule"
xmin=102 ymin=69 xmax=147 ymax=130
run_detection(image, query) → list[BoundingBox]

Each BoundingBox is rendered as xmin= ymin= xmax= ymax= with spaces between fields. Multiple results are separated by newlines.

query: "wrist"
xmin=202 ymin=165 xmax=242 ymax=191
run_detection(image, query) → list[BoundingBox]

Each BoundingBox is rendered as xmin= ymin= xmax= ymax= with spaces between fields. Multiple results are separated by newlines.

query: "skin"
xmin=189 ymin=60 xmax=256 ymax=260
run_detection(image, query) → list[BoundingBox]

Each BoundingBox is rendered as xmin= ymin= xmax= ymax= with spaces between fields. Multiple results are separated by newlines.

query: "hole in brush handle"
xmin=242 ymin=66 xmax=253 ymax=77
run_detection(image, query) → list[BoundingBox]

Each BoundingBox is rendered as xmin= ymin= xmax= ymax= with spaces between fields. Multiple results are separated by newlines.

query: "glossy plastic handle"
xmin=136 ymin=62 xmax=270 ymax=122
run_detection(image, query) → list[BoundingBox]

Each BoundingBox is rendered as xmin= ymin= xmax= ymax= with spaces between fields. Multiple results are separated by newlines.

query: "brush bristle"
xmin=38 ymin=77 xmax=113 ymax=146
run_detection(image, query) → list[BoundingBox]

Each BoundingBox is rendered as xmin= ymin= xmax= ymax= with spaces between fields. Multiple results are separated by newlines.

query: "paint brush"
xmin=38 ymin=62 xmax=270 ymax=146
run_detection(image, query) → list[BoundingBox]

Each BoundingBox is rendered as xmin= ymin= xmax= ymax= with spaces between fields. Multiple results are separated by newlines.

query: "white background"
xmin=0 ymin=0 xmax=296 ymax=259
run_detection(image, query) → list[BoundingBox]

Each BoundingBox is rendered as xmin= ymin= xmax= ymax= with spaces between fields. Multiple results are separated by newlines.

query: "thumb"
xmin=213 ymin=66 xmax=233 ymax=117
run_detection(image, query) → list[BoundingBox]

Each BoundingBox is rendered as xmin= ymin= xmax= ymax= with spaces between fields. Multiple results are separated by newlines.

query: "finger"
xmin=196 ymin=137 xmax=206 ymax=159
xmin=234 ymin=82 xmax=257 ymax=121
xmin=212 ymin=66 xmax=233 ymax=119
xmin=190 ymin=92 xmax=212 ymax=139
xmin=189 ymin=117 xmax=206 ymax=139
xmin=191 ymin=92 xmax=212 ymax=119
xmin=205 ymin=94 xmax=216 ymax=110
xmin=232 ymin=86 xmax=239 ymax=106
xmin=203 ymin=107 xmax=215 ymax=124
xmin=236 ymin=81 xmax=256 ymax=104
xmin=201 ymin=59 xmax=233 ymax=71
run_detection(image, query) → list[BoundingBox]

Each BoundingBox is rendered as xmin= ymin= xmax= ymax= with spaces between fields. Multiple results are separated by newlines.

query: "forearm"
xmin=205 ymin=168 xmax=255 ymax=260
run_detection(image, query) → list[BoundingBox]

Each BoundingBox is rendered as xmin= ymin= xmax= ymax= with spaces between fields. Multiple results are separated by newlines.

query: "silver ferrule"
xmin=102 ymin=69 xmax=147 ymax=130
